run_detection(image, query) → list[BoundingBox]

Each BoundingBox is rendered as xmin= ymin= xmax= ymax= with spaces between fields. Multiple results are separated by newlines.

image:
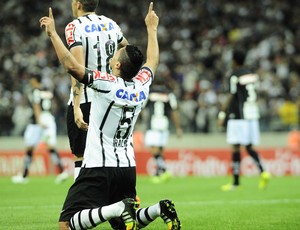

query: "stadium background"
xmin=1 ymin=1 xmax=300 ymax=177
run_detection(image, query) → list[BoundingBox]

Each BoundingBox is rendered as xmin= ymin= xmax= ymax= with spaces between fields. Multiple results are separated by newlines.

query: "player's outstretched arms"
xmin=143 ymin=2 xmax=159 ymax=74
xmin=40 ymin=8 xmax=85 ymax=82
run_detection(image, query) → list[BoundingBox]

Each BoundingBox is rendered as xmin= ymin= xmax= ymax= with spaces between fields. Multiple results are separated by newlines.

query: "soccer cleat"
xmin=121 ymin=198 xmax=137 ymax=230
xmin=151 ymin=171 xmax=172 ymax=184
xmin=160 ymin=199 xmax=181 ymax=230
xmin=151 ymin=175 xmax=161 ymax=184
xmin=259 ymin=172 xmax=271 ymax=189
xmin=160 ymin=171 xmax=172 ymax=182
xmin=55 ymin=171 xmax=69 ymax=184
xmin=11 ymin=175 xmax=28 ymax=184
xmin=221 ymin=183 xmax=240 ymax=192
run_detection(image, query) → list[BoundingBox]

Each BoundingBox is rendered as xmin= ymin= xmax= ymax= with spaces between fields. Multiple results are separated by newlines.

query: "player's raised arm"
xmin=40 ymin=8 xmax=85 ymax=81
xmin=143 ymin=2 xmax=159 ymax=74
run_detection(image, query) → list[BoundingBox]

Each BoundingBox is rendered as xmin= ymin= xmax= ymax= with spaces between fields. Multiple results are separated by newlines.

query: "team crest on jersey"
xmin=85 ymin=22 xmax=115 ymax=33
xmin=116 ymin=89 xmax=146 ymax=102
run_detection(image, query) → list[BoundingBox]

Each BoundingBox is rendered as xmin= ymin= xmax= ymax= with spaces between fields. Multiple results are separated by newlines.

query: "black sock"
xmin=154 ymin=154 xmax=166 ymax=176
xmin=49 ymin=148 xmax=64 ymax=173
xmin=232 ymin=151 xmax=241 ymax=186
xmin=246 ymin=146 xmax=264 ymax=173
xmin=23 ymin=149 xmax=33 ymax=178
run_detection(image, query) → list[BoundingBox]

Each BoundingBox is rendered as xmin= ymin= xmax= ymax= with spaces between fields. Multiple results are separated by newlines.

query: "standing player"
xmin=65 ymin=0 xmax=128 ymax=180
xmin=144 ymin=79 xmax=182 ymax=183
xmin=218 ymin=48 xmax=271 ymax=191
xmin=40 ymin=3 xmax=181 ymax=230
xmin=12 ymin=74 xmax=68 ymax=184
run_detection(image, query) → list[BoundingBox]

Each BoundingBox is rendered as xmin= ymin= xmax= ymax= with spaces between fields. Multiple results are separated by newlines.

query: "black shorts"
xmin=66 ymin=102 xmax=91 ymax=157
xmin=59 ymin=166 xmax=137 ymax=222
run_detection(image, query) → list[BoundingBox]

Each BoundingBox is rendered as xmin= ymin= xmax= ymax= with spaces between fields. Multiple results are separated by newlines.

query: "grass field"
xmin=1 ymin=175 xmax=299 ymax=229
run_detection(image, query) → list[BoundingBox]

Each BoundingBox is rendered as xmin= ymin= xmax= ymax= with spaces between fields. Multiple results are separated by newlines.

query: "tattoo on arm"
xmin=72 ymin=80 xmax=82 ymax=99
xmin=73 ymin=90 xmax=79 ymax=98
xmin=74 ymin=80 xmax=82 ymax=91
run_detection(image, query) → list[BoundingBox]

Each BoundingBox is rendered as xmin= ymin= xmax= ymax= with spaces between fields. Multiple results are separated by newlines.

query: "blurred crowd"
xmin=1 ymin=0 xmax=300 ymax=136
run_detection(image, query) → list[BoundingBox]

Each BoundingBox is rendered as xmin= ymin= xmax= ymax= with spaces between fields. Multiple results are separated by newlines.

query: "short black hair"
xmin=119 ymin=45 xmax=144 ymax=81
xmin=79 ymin=0 xmax=98 ymax=12
xmin=233 ymin=48 xmax=246 ymax=66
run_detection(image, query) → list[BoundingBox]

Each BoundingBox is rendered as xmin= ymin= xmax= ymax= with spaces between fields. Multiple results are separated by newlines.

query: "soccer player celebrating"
xmin=40 ymin=2 xmax=181 ymax=230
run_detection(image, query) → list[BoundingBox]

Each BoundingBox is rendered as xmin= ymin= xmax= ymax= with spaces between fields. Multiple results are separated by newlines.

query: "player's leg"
xmin=153 ymin=146 xmax=166 ymax=175
xmin=222 ymin=119 xmax=243 ymax=191
xmin=136 ymin=199 xmax=181 ymax=229
xmin=246 ymin=120 xmax=271 ymax=189
xmin=43 ymin=114 xmax=69 ymax=183
xmin=245 ymin=144 xmax=264 ymax=172
xmin=12 ymin=124 xmax=42 ymax=183
xmin=66 ymin=103 xmax=90 ymax=180
xmin=231 ymin=144 xmax=241 ymax=186
xmin=59 ymin=167 xmax=137 ymax=230
xmin=67 ymin=198 xmax=137 ymax=230
xmin=144 ymin=130 xmax=170 ymax=183
xmin=48 ymin=145 xmax=69 ymax=184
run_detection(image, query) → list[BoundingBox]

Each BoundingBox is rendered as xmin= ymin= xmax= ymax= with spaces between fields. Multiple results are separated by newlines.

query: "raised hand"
xmin=145 ymin=2 xmax=159 ymax=30
xmin=39 ymin=7 xmax=56 ymax=37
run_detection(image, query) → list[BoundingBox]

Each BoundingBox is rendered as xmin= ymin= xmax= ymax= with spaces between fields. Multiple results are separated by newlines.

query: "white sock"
xmin=70 ymin=208 xmax=102 ymax=229
xmin=136 ymin=203 xmax=160 ymax=228
xmin=101 ymin=200 xmax=125 ymax=220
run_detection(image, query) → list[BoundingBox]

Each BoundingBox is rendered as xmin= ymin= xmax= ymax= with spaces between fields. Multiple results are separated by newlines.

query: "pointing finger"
xmin=148 ymin=2 xmax=153 ymax=13
xmin=49 ymin=7 xmax=53 ymax=19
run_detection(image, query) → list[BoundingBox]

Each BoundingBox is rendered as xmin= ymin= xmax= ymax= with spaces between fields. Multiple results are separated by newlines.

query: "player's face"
xmin=110 ymin=47 xmax=124 ymax=74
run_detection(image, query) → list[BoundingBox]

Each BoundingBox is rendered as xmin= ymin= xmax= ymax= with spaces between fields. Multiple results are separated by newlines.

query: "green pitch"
xmin=1 ymin=175 xmax=299 ymax=229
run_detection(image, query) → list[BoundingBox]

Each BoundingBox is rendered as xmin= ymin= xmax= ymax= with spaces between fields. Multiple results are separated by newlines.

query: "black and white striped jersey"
xmin=65 ymin=14 xmax=125 ymax=105
xmin=226 ymin=68 xmax=260 ymax=120
xmin=81 ymin=67 xmax=154 ymax=167
xmin=27 ymin=87 xmax=53 ymax=124
xmin=145 ymin=84 xmax=178 ymax=131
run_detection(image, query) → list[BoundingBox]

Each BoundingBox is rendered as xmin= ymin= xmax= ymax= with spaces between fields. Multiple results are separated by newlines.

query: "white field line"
xmin=2 ymin=199 xmax=300 ymax=210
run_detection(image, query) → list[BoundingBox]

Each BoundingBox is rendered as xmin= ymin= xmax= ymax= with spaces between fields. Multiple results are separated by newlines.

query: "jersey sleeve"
xmin=111 ymin=21 xmax=125 ymax=44
xmin=133 ymin=67 xmax=154 ymax=88
xmin=82 ymin=68 xmax=117 ymax=92
xmin=65 ymin=21 xmax=82 ymax=49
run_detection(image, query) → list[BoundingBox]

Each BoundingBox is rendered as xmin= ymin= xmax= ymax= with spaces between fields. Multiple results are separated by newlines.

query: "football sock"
xmin=23 ymin=149 xmax=33 ymax=178
xmin=69 ymin=201 xmax=125 ymax=230
xmin=246 ymin=146 xmax=264 ymax=172
xmin=69 ymin=208 xmax=103 ymax=229
xmin=74 ymin=161 xmax=82 ymax=180
xmin=49 ymin=148 xmax=64 ymax=173
xmin=136 ymin=203 xmax=160 ymax=228
xmin=154 ymin=154 xmax=166 ymax=175
xmin=101 ymin=200 xmax=125 ymax=220
xmin=232 ymin=151 xmax=241 ymax=186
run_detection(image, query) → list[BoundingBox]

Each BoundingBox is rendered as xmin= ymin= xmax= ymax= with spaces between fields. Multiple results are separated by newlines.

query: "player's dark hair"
xmin=119 ymin=45 xmax=144 ymax=81
xmin=233 ymin=49 xmax=246 ymax=66
xmin=79 ymin=0 xmax=98 ymax=12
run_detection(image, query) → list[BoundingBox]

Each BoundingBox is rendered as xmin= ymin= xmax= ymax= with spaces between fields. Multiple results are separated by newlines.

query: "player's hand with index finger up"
xmin=39 ymin=7 xmax=57 ymax=38
xmin=145 ymin=2 xmax=159 ymax=31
